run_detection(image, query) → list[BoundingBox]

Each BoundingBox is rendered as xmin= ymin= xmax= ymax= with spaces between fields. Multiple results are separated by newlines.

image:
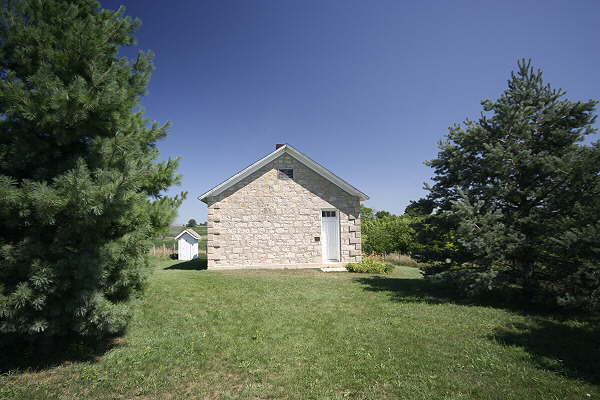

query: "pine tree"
xmin=425 ymin=60 xmax=599 ymax=308
xmin=404 ymin=198 xmax=464 ymax=264
xmin=0 ymin=0 xmax=184 ymax=342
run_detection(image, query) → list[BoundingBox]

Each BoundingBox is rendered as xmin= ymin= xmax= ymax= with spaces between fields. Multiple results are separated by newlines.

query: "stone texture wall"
xmin=206 ymin=153 xmax=361 ymax=267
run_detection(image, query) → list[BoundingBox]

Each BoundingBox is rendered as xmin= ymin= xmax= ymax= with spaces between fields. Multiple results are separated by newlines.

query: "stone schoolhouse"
xmin=198 ymin=144 xmax=368 ymax=269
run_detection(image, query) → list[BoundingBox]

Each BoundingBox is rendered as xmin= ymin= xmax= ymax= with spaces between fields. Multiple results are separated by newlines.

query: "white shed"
xmin=175 ymin=229 xmax=200 ymax=261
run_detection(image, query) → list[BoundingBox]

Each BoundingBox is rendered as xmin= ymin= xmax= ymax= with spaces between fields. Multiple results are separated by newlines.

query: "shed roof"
xmin=175 ymin=228 xmax=201 ymax=240
xmin=198 ymin=144 xmax=369 ymax=202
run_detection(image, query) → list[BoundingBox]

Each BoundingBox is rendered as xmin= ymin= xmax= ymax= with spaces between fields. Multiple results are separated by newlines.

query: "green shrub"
xmin=346 ymin=256 xmax=394 ymax=274
xmin=362 ymin=213 xmax=417 ymax=255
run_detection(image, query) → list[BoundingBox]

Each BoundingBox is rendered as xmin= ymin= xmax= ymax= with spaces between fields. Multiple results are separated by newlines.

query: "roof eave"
xmin=284 ymin=145 xmax=369 ymax=201
xmin=197 ymin=144 xmax=288 ymax=202
xmin=175 ymin=229 xmax=201 ymax=240
xmin=198 ymin=144 xmax=369 ymax=202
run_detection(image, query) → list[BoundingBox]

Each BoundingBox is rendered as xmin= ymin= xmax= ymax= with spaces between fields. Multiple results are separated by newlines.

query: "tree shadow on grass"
xmin=491 ymin=318 xmax=600 ymax=385
xmin=164 ymin=257 xmax=207 ymax=270
xmin=354 ymin=275 xmax=600 ymax=386
xmin=354 ymin=275 xmax=556 ymax=315
xmin=0 ymin=335 xmax=126 ymax=374
xmin=353 ymin=276 xmax=462 ymax=306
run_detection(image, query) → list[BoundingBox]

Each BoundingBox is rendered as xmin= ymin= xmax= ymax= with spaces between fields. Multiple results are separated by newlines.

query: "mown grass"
xmin=1 ymin=260 xmax=598 ymax=399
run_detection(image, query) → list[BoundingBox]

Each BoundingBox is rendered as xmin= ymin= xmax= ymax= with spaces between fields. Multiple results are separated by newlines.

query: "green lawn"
xmin=1 ymin=260 xmax=598 ymax=399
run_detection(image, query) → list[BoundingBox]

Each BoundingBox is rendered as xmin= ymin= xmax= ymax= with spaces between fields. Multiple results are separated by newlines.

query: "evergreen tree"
xmin=425 ymin=60 xmax=599 ymax=308
xmin=408 ymin=210 xmax=464 ymax=265
xmin=0 ymin=0 xmax=183 ymax=342
xmin=403 ymin=198 xmax=462 ymax=263
xmin=186 ymin=219 xmax=197 ymax=228
xmin=404 ymin=198 xmax=435 ymax=217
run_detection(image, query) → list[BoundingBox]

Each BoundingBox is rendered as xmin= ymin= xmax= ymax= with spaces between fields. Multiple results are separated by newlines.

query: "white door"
xmin=185 ymin=235 xmax=195 ymax=260
xmin=178 ymin=238 xmax=186 ymax=260
xmin=321 ymin=210 xmax=340 ymax=262
xmin=185 ymin=237 xmax=192 ymax=260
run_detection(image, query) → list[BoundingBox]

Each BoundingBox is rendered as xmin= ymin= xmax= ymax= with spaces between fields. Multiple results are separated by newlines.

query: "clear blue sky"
xmin=104 ymin=0 xmax=600 ymax=224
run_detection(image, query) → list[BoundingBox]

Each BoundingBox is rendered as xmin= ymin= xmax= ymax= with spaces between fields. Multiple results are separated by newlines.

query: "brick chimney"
xmin=275 ymin=143 xmax=285 ymax=150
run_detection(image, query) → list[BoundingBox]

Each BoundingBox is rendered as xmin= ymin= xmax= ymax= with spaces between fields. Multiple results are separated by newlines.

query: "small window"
xmin=278 ymin=168 xmax=293 ymax=179
xmin=322 ymin=211 xmax=337 ymax=218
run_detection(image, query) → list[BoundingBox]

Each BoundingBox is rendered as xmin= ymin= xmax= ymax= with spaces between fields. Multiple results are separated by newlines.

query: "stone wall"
xmin=205 ymin=153 xmax=362 ymax=267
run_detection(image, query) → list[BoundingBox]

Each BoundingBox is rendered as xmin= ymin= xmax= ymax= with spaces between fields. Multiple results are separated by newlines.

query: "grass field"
xmin=167 ymin=224 xmax=208 ymax=237
xmin=1 ymin=259 xmax=598 ymax=399
xmin=152 ymin=225 xmax=208 ymax=257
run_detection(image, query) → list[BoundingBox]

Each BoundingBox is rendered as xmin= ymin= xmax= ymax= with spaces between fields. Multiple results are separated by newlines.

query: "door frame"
xmin=320 ymin=208 xmax=341 ymax=263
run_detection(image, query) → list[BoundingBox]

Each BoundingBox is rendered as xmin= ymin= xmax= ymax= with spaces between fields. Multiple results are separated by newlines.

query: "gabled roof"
xmin=198 ymin=144 xmax=369 ymax=202
xmin=175 ymin=228 xmax=201 ymax=240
